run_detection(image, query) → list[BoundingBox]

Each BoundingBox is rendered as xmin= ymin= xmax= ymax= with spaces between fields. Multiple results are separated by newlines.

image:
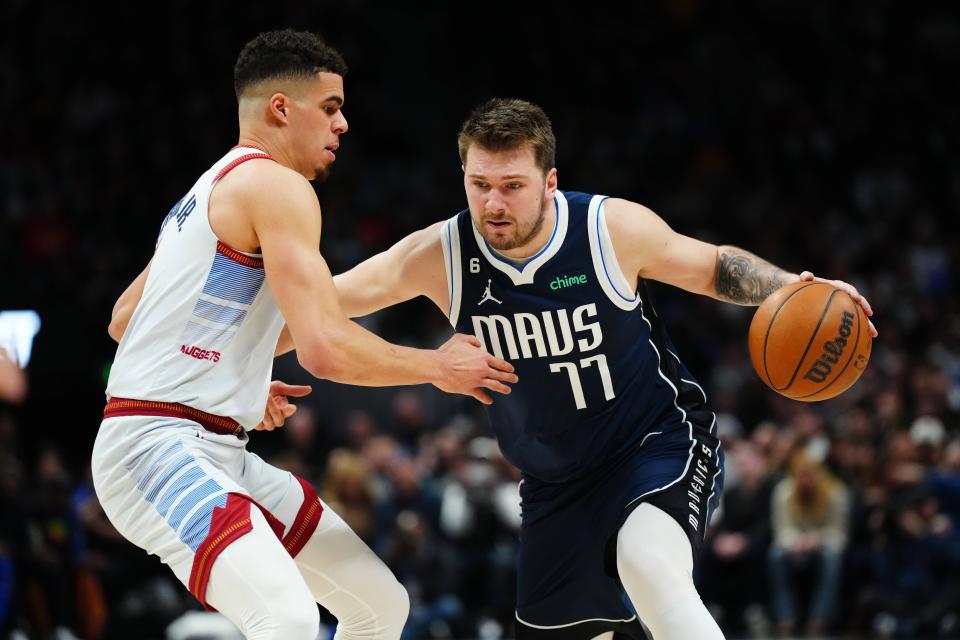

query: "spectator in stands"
xmin=769 ymin=452 xmax=850 ymax=636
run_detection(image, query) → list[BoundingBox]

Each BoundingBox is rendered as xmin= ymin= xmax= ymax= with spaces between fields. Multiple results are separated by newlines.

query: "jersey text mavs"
xmin=441 ymin=191 xmax=714 ymax=483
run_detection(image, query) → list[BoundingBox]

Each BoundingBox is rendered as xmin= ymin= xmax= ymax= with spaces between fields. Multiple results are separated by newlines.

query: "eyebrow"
xmin=323 ymin=96 xmax=344 ymax=106
xmin=467 ymin=174 xmax=529 ymax=180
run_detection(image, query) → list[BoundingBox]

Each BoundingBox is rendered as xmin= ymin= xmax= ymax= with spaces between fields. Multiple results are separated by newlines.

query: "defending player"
xmin=330 ymin=99 xmax=875 ymax=639
xmin=94 ymin=32 xmax=516 ymax=640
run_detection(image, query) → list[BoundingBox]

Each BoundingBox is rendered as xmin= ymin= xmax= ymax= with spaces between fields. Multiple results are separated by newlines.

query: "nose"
xmin=333 ymin=111 xmax=348 ymax=134
xmin=485 ymin=189 xmax=507 ymax=214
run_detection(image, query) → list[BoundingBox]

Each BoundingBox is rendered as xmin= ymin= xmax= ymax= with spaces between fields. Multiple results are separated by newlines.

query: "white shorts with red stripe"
xmin=91 ymin=413 xmax=322 ymax=609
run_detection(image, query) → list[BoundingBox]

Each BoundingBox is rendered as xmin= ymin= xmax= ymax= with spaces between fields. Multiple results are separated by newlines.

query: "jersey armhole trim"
xmin=215 ymin=241 xmax=264 ymax=268
xmin=212 ymin=152 xmax=274 ymax=184
xmin=440 ymin=216 xmax=463 ymax=327
xmin=587 ymin=195 xmax=641 ymax=310
xmin=204 ymin=149 xmax=273 ymax=261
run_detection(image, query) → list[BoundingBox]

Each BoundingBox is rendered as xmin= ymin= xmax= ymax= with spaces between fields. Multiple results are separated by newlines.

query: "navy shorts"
xmin=514 ymin=412 xmax=723 ymax=640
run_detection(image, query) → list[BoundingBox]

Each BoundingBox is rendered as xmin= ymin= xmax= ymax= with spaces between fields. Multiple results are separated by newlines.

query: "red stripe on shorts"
xmin=283 ymin=476 xmax=324 ymax=558
xmin=189 ymin=492 xmax=286 ymax=611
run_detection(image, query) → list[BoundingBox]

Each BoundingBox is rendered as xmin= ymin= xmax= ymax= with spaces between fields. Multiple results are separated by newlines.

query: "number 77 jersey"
xmin=441 ymin=191 xmax=714 ymax=483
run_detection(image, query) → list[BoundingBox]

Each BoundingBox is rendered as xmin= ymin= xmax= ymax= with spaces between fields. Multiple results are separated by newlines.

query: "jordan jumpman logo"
xmin=478 ymin=279 xmax=502 ymax=306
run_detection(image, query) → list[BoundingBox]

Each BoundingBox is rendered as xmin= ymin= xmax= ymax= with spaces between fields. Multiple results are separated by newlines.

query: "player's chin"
xmin=312 ymin=165 xmax=331 ymax=183
xmin=484 ymin=234 xmax=517 ymax=251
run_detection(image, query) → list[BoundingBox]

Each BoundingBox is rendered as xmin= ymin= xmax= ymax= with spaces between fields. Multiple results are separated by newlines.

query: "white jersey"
xmin=106 ymin=146 xmax=285 ymax=428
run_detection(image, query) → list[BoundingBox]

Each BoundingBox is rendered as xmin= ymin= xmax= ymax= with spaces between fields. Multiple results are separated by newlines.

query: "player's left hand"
xmin=798 ymin=271 xmax=878 ymax=338
xmin=254 ymin=380 xmax=313 ymax=431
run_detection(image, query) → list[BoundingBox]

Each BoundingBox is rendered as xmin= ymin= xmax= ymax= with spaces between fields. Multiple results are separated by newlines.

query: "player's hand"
xmin=798 ymin=271 xmax=878 ymax=338
xmin=432 ymin=333 xmax=518 ymax=404
xmin=253 ymin=380 xmax=313 ymax=431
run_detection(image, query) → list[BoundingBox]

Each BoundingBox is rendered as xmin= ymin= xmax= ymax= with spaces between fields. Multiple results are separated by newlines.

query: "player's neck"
xmin=493 ymin=196 xmax=558 ymax=261
xmin=235 ymin=131 xmax=301 ymax=176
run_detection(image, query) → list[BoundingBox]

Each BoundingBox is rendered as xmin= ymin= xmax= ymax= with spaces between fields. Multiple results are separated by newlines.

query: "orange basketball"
xmin=748 ymin=281 xmax=872 ymax=401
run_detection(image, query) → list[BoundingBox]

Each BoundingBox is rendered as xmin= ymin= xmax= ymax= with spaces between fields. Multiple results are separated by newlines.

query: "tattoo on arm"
xmin=715 ymin=247 xmax=790 ymax=305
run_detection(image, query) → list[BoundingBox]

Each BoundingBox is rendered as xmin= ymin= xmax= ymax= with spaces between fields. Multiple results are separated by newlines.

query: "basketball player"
xmin=329 ymin=99 xmax=876 ymax=639
xmin=93 ymin=32 xmax=517 ymax=640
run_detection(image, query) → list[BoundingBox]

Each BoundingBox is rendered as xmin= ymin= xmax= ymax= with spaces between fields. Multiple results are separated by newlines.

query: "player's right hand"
xmin=254 ymin=380 xmax=313 ymax=431
xmin=798 ymin=271 xmax=877 ymax=337
xmin=432 ymin=333 xmax=518 ymax=404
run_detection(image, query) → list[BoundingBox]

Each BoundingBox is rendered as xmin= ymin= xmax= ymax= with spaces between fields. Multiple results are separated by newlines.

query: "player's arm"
xmin=603 ymin=198 xmax=796 ymax=302
xmin=246 ymin=164 xmax=514 ymax=401
xmin=107 ymin=259 xmax=152 ymax=343
xmin=604 ymin=199 xmax=876 ymax=334
xmin=334 ymin=221 xmax=449 ymax=318
xmin=276 ymin=222 xmax=449 ymax=356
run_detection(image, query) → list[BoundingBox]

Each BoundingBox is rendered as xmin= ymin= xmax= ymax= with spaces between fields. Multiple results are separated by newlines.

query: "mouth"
xmin=324 ymin=143 xmax=339 ymax=161
xmin=485 ymin=219 xmax=512 ymax=231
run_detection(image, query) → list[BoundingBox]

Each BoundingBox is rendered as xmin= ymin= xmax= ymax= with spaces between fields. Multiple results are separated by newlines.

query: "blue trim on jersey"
xmin=202 ymin=253 xmax=265 ymax=305
xmin=483 ymin=195 xmax=560 ymax=273
xmin=192 ymin=299 xmax=248 ymax=327
xmin=447 ymin=222 xmax=455 ymax=317
xmin=595 ymin=196 xmax=638 ymax=303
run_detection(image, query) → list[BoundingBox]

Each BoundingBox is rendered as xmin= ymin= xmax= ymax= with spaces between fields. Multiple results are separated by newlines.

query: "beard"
xmin=481 ymin=188 xmax=548 ymax=252
xmin=312 ymin=165 xmax=331 ymax=183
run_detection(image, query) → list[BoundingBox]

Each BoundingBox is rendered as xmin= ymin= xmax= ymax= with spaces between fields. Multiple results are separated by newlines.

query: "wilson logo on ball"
xmin=803 ymin=310 xmax=855 ymax=383
xmin=748 ymin=281 xmax=872 ymax=402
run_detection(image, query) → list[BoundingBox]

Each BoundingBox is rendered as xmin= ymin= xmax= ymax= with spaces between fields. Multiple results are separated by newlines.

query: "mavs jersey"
xmin=441 ymin=191 xmax=713 ymax=483
xmin=107 ymin=147 xmax=286 ymax=429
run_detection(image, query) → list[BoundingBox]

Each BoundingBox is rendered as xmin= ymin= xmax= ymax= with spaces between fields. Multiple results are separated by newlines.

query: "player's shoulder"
xmin=389 ymin=221 xmax=447 ymax=298
xmin=217 ymin=159 xmax=319 ymax=227
xmin=404 ymin=220 xmax=445 ymax=259
xmin=224 ymin=157 xmax=311 ymax=194
xmin=557 ymin=190 xmax=655 ymax=230
xmin=602 ymin=197 xmax=661 ymax=233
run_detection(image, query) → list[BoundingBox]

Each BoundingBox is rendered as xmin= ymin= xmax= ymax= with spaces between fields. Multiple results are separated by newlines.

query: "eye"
xmin=473 ymin=181 xmax=489 ymax=189
xmin=507 ymin=183 xmax=523 ymax=190
xmin=324 ymin=105 xmax=338 ymax=115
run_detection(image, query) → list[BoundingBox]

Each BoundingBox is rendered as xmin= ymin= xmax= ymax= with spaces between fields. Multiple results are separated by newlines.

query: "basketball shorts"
xmin=91 ymin=411 xmax=322 ymax=609
xmin=514 ymin=410 xmax=723 ymax=639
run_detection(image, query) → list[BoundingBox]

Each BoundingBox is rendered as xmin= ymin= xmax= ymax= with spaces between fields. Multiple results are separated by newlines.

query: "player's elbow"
xmin=107 ymin=318 xmax=125 ymax=343
xmin=298 ymin=352 xmax=337 ymax=380
xmin=296 ymin=337 xmax=348 ymax=381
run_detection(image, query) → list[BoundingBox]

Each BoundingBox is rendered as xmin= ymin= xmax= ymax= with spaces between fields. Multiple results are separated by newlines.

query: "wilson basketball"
xmin=748 ymin=281 xmax=872 ymax=401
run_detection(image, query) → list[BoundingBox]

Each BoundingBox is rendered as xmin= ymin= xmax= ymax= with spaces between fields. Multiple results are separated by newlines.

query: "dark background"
xmin=1 ymin=1 xmax=958 ymax=639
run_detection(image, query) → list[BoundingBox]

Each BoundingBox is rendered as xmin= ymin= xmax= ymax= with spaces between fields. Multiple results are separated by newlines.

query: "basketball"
xmin=748 ymin=281 xmax=872 ymax=401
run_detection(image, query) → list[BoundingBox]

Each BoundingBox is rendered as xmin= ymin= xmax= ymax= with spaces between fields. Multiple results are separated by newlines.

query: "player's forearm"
xmin=712 ymin=245 xmax=798 ymax=306
xmin=333 ymin=271 xmax=405 ymax=318
xmin=298 ymin=319 xmax=438 ymax=387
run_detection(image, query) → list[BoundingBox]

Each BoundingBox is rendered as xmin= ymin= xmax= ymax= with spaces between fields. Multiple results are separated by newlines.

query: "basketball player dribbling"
xmin=332 ymin=99 xmax=876 ymax=639
xmin=93 ymin=32 xmax=517 ymax=640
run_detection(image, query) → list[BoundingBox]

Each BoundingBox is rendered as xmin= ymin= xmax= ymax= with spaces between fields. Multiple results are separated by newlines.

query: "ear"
xmin=267 ymin=92 xmax=289 ymax=124
xmin=545 ymin=167 xmax=558 ymax=195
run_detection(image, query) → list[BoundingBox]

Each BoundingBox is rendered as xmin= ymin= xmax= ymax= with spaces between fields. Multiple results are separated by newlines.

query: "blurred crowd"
xmin=2 ymin=1 xmax=959 ymax=639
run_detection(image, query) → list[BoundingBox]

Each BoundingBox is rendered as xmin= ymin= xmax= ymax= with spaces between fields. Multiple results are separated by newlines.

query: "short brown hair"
xmin=234 ymin=30 xmax=348 ymax=100
xmin=457 ymin=99 xmax=556 ymax=173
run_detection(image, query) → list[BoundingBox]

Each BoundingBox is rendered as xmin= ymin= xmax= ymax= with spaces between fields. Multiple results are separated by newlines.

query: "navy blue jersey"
xmin=441 ymin=191 xmax=714 ymax=483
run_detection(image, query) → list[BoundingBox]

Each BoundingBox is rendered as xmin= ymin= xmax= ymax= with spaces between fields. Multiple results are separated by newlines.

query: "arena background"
xmin=1 ymin=1 xmax=958 ymax=639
